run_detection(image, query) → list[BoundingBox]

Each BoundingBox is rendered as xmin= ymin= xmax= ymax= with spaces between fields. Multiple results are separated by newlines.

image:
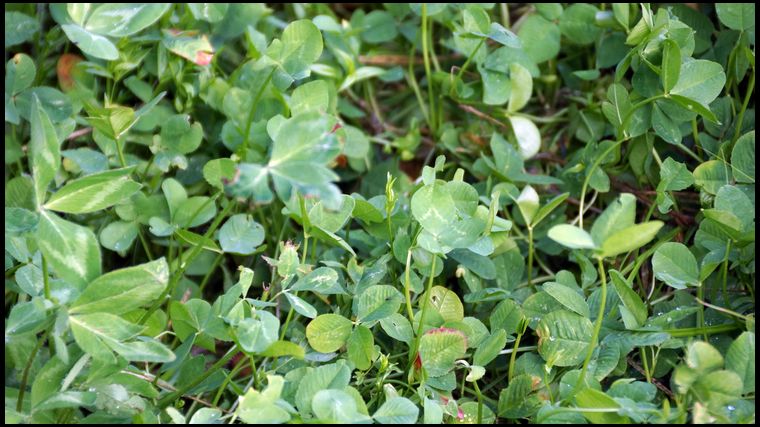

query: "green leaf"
xmin=715 ymin=3 xmax=755 ymax=30
xmin=508 ymin=63 xmax=532 ymax=112
xmin=661 ymin=39 xmax=680 ymax=93
xmin=236 ymin=375 xmax=292 ymax=424
xmin=574 ymin=388 xmax=629 ymax=424
xmin=686 ymin=341 xmax=724 ymax=372
xmin=609 ymin=270 xmax=648 ymax=329
xmin=6 ymin=53 xmax=36 ymax=95
xmin=306 ymin=314 xmax=353 ymax=353
xmin=284 ymin=292 xmax=317 ymax=319
xmin=590 ymin=193 xmax=636 ymax=247
xmin=44 ymin=167 xmax=141 ymax=214
xmin=357 ymin=285 xmax=403 ymax=324
xmin=312 ymin=389 xmax=371 ymax=423
xmin=218 ymin=214 xmax=264 ymax=255
xmin=669 ymin=94 xmax=718 ymax=123
xmin=236 ymin=311 xmax=280 ymax=354
xmin=162 ymin=29 xmax=214 ymax=65
xmin=652 ymin=242 xmax=699 ymax=289
xmin=473 ymin=329 xmax=507 ymax=366
xmin=61 ymin=24 xmax=119 ymax=61
xmin=268 ymin=19 xmax=324 ymax=81
xmin=558 ymin=4 xmax=601 ymax=46
xmin=259 ymin=340 xmax=305 ymax=360
xmin=731 ymin=131 xmax=755 ymax=183
xmin=37 ymin=211 xmax=101 ymax=289
xmin=515 ymin=185 xmax=539 ymax=225
xmin=379 ymin=313 xmax=414 ymax=345
xmin=518 ymin=15 xmax=560 ymax=63
xmin=543 ymin=282 xmax=589 ymax=318
xmin=548 ymin=224 xmax=598 ymax=250
xmin=531 ymin=192 xmax=569 ymax=228
xmin=418 ymin=327 xmax=468 ymax=377
xmin=295 ymin=362 xmax=351 ymax=417
xmin=347 ymin=325 xmax=374 ymax=371
xmin=725 ymin=332 xmax=755 ymax=394
xmin=411 ymin=183 xmax=455 ymax=237
xmin=175 ymin=229 xmax=222 ymax=254
xmin=188 ymin=4 xmax=228 ymax=23
xmin=84 ymin=4 xmax=170 ymax=37
xmin=29 ymin=94 xmax=61 ymax=206
xmin=599 ymin=221 xmax=664 ymax=259
xmin=70 ymin=258 xmax=169 ymax=315
xmin=160 ymin=114 xmax=204 ymax=155
xmin=203 ymin=158 xmax=237 ymax=190
xmin=693 ymin=160 xmax=732 ymax=195
xmin=5 ymin=11 xmax=40 ymax=47
xmin=489 ymin=298 xmax=524 ymax=335
xmin=423 ymin=286 xmax=465 ymax=324
xmin=289 ymin=267 xmax=344 ymax=294
xmin=671 ymin=59 xmax=726 ymax=106
xmin=373 ymin=397 xmax=419 ymax=424
xmin=537 ymin=310 xmax=593 ymax=367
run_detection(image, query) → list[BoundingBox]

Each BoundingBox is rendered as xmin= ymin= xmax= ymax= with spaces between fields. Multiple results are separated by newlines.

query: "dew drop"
xmin=727 ymin=405 xmax=736 ymax=412
xmin=675 ymin=306 xmax=682 ymax=311
xmin=549 ymin=336 xmax=556 ymax=342
xmin=666 ymin=317 xmax=672 ymax=322
xmin=88 ymin=387 xmax=96 ymax=392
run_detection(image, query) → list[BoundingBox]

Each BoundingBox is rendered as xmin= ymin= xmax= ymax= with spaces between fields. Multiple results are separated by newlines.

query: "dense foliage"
xmin=5 ymin=3 xmax=755 ymax=424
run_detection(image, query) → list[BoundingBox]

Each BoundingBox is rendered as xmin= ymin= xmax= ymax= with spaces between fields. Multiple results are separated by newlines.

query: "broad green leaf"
xmin=270 ymin=19 xmax=324 ymax=81
xmin=423 ymin=286 xmax=464 ymax=323
xmin=237 ymin=311 xmax=280 ymax=354
xmin=107 ymin=338 xmax=176 ymax=363
xmin=71 ymin=258 xmax=169 ymax=315
xmin=661 ymin=39 xmax=680 ymax=93
xmin=61 ymin=24 xmax=119 ymax=61
xmin=5 ymin=11 xmax=40 ymax=47
xmin=290 ymin=80 xmax=329 ymax=114
xmin=309 ymin=195 xmax=355 ymax=233
xmin=84 ymin=4 xmax=170 ymax=37
xmin=37 ymin=211 xmax=101 ymax=290
xmin=590 ymin=193 xmax=636 ymax=246
xmin=418 ymin=327 xmax=468 ymax=377
xmin=537 ymin=310 xmax=593 ymax=367
xmin=6 ymin=53 xmax=36 ymax=95
xmin=508 ymin=63 xmax=532 ymax=112
xmin=558 ymin=4 xmax=600 ymax=46
xmin=515 ymin=185 xmax=539 ymax=225
xmin=360 ymin=10 xmax=398 ymax=44
xmin=473 ymin=329 xmax=507 ymax=366
xmin=509 ymin=116 xmax=541 ymax=159
xmin=497 ymin=374 xmax=543 ymax=419
xmin=306 ymin=314 xmax=353 ymax=353
xmin=160 ymin=114 xmax=204 ymax=155
xmin=686 ymin=341 xmax=724 ymax=372
xmin=289 ymin=267 xmax=344 ymax=294
xmin=188 ymin=4 xmax=228 ymax=23
xmin=609 ymin=270 xmax=647 ymax=329
xmin=411 ymin=183 xmax=456 ymax=237
xmin=259 ymin=340 xmax=305 ymax=360
xmin=725 ymin=332 xmax=755 ymax=394
xmin=518 ymin=15 xmax=560 ymax=63
xmin=574 ymin=388 xmax=629 ymax=423
xmin=29 ymin=94 xmax=61 ymax=206
xmin=162 ymin=29 xmax=214 ymax=65
xmin=237 ymin=375 xmax=292 ymax=424
xmin=669 ymin=94 xmax=718 ymax=123
xmin=347 ymin=325 xmax=374 ymax=371
xmin=5 ymin=207 xmax=39 ymax=234
xmin=671 ymin=59 xmax=726 ymax=106
xmin=44 ymin=167 xmax=141 ymax=214
xmin=373 ymin=397 xmax=419 ymax=424
xmin=312 ymin=389 xmax=371 ymax=423
xmin=652 ymin=242 xmax=699 ymax=289
xmin=203 ymin=158 xmax=237 ymax=190
xmin=379 ymin=313 xmax=414 ymax=345
xmin=219 ymin=214 xmax=264 ymax=255
xmin=69 ymin=312 xmax=142 ymax=360
xmin=731 ymin=131 xmax=755 ymax=183
xmin=295 ymin=362 xmax=352 ymax=416
xmin=715 ymin=3 xmax=755 ymax=30
xmin=489 ymin=298 xmax=523 ymax=335
xmin=284 ymin=292 xmax=317 ymax=319
xmin=543 ymin=282 xmax=589 ymax=318
xmin=548 ymin=224 xmax=598 ymax=250
xmin=84 ymin=104 xmax=137 ymax=140
xmin=531 ymin=192 xmax=569 ymax=228
xmin=357 ymin=285 xmax=403 ymax=324
xmin=693 ymin=160 xmax=732 ymax=195
xmin=599 ymin=221 xmax=663 ymax=259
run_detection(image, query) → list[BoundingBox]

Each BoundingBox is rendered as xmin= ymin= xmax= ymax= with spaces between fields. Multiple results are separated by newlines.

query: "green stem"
xmin=115 ymin=137 xmax=127 ymax=168
xmin=16 ymin=333 xmax=45 ymax=412
xmin=403 ymin=249 xmax=415 ymax=324
xmin=732 ymin=66 xmax=754 ymax=145
xmin=415 ymin=255 xmax=437 ymax=338
xmin=527 ymin=226 xmax=534 ymax=290
xmin=157 ymin=347 xmax=239 ymax=409
xmin=576 ymin=257 xmax=608 ymax=391
xmin=665 ymin=323 xmax=739 ymax=337
xmin=451 ymin=38 xmax=485 ymax=97
xmin=508 ymin=331 xmax=524 ymax=381
xmin=579 ymin=139 xmax=625 ymax=228
xmin=697 ymin=282 xmax=707 ymax=341
xmin=137 ymin=228 xmax=154 ymax=261
xmin=722 ymin=239 xmax=732 ymax=303
xmin=41 ymin=255 xmax=51 ymax=300
xmin=473 ymin=380 xmax=483 ymax=424
xmin=639 ymin=347 xmax=652 ymax=382
xmin=198 ymin=252 xmax=224 ymax=295
xmin=421 ymin=4 xmax=436 ymax=134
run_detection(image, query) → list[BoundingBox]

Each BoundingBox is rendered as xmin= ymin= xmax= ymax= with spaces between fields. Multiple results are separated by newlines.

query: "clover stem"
xmin=721 ymin=239 xmax=731 ymax=304
xmin=575 ymin=257 xmax=607 ymax=392
xmin=473 ymin=380 xmax=484 ymax=423
xmin=451 ymin=38 xmax=485 ymax=98
xmin=415 ymin=255 xmax=438 ymax=339
xmin=16 ymin=332 xmax=45 ymax=412
xmin=527 ymin=226 xmax=534 ymax=290
xmin=403 ymin=249 xmax=415 ymax=324
xmin=578 ymin=139 xmax=625 ymax=229
xmin=732 ymin=66 xmax=754 ymax=146
xmin=507 ymin=330 xmax=524 ymax=381
xmin=240 ymin=67 xmax=276 ymax=160
xmin=421 ymin=4 xmax=436 ymax=134
xmin=41 ymin=254 xmax=51 ymax=300
xmin=115 ymin=136 xmax=127 ymax=168
xmin=696 ymin=281 xmax=707 ymax=341
xmin=639 ymin=347 xmax=652 ymax=382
